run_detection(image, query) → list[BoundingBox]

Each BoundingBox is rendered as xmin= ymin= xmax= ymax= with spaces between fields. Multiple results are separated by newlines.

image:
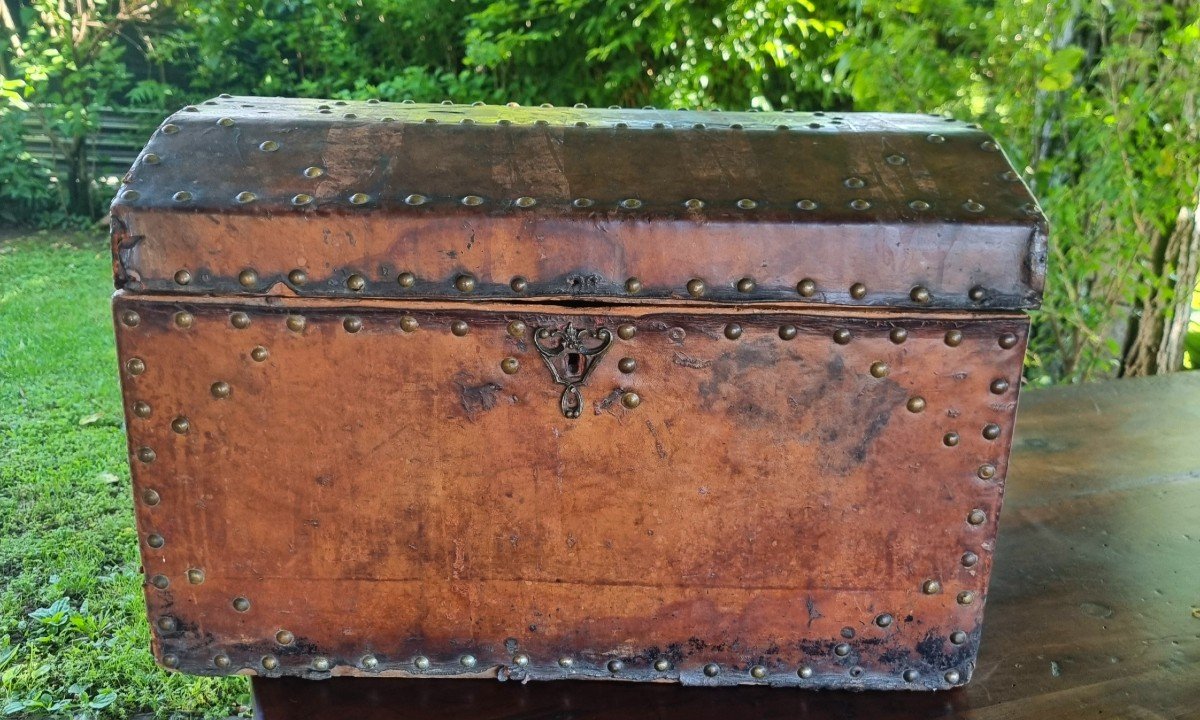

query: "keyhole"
xmin=566 ymin=352 xmax=586 ymax=378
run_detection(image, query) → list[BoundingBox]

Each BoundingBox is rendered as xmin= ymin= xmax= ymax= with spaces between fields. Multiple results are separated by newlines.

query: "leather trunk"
xmin=110 ymin=97 xmax=1046 ymax=690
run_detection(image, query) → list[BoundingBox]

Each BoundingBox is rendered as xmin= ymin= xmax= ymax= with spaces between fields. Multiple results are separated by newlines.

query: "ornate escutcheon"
xmin=532 ymin=322 xmax=613 ymax=419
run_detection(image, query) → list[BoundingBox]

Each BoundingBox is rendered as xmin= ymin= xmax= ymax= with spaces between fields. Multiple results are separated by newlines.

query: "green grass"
xmin=0 ymin=233 xmax=248 ymax=718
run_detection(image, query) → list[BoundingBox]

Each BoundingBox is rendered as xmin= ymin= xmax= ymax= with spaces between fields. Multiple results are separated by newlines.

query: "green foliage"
xmin=0 ymin=235 xmax=250 ymax=718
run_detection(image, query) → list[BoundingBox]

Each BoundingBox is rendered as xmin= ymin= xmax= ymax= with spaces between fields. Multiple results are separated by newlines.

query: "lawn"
xmin=0 ymin=232 xmax=248 ymax=718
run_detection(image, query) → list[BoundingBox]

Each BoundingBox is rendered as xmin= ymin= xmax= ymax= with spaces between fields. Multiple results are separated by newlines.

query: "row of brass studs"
xmin=182 ymin=647 xmax=962 ymax=685
xmin=169 ymin=268 xmax=1004 ymax=307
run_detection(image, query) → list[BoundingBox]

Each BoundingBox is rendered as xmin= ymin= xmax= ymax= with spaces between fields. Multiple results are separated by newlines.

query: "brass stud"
xmin=514 ymin=196 xmax=536 ymax=208
xmin=998 ymin=332 xmax=1018 ymax=349
xmin=251 ymin=345 xmax=269 ymax=361
xmin=833 ymin=644 xmax=851 ymax=657
xmin=291 ymin=193 xmax=313 ymax=206
xmin=703 ymin=663 xmax=721 ymax=676
xmin=346 ymin=274 xmax=366 ymax=291
xmin=233 ymin=597 xmax=251 ymax=612
xmin=235 ymin=191 xmax=257 ymax=204
xmin=161 ymin=123 xmax=180 ymax=135
xmin=945 ymin=329 xmax=963 ymax=347
xmin=990 ymin=378 xmax=1010 ymax=394
xmin=797 ymin=199 xmax=818 ymax=211
xmin=400 ymin=316 xmax=419 ymax=333
xmin=171 ymin=416 xmax=190 ymax=434
xmin=957 ymin=591 xmax=976 ymax=605
xmin=844 ymin=177 xmax=866 ymax=189
xmin=572 ymin=197 xmax=595 ymax=208
xmin=736 ymin=277 xmax=756 ymax=293
xmin=926 ymin=133 xmax=946 ymax=143
xmin=684 ymin=198 xmax=705 ymax=210
xmin=982 ymin=423 xmax=1001 ymax=440
xmin=461 ymin=195 xmax=484 ymax=206
xmin=868 ymin=361 xmax=889 ymax=378
xmin=906 ymin=396 xmax=926 ymax=413
xmin=286 ymin=315 xmax=306 ymax=333
xmin=798 ymin=666 xmax=814 ymax=679
xmin=903 ymin=669 xmax=920 ymax=682
xmin=910 ymin=286 xmax=931 ymax=304
xmin=950 ymin=630 xmax=968 ymax=645
xmin=397 ymin=272 xmax=416 ymax=288
xmin=619 ymin=198 xmax=644 ymax=209
xmin=507 ymin=320 xmax=526 ymax=338
xmin=231 ymin=312 xmax=251 ymax=329
xmin=215 ymin=116 xmax=234 ymax=127
xmin=961 ymin=551 xmax=979 ymax=567
xmin=126 ymin=357 xmax=146 ymax=375
xmin=980 ymin=140 xmax=999 ymax=152
xmin=187 ymin=568 xmax=205 ymax=584
xmin=624 ymin=277 xmax=642 ymax=294
xmin=736 ymin=198 xmax=758 ymax=210
xmin=686 ymin=278 xmax=706 ymax=297
xmin=849 ymin=198 xmax=871 ymax=211
xmin=750 ymin=665 xmax=767 ymax=679
xmin=150 ymin=574 xmax=169 ymax=589
xmin=977 ymin=463 xmax=997 ymax=480
xmin=211 ymin=381 xmax=231 ymax=399
xmin=349 ymin=193 xmax=370 ymax=205
xmin=797 ymin=278 xmax=817 ymax=297
xmin=909 ymin=200 xmax=931 ymax=211
xmin=174 ymin=269 xmax=192 ymax=285
xmin=849 ymin=282 xmax=867 ymax=299
xmin=455 ymin=274 xmax=477 ymax=293
xmin=963 ymin=200 xmax=985 ymax=213
xmin=654 ymin=658 xmax=671 ymax=672
xmin=460 ymin=654 xmax=477 ymax=668
xmin=943 ymin=432 xmax=960 ymax=447
xmin=260 ymin=655 xmax=278 ymax=671
xmin=607 ymin=659 xmax=624 ymax=673
xmin=779 ymin=325 xmax=797 ymax=341
xmin=143 ymin=153 xmax=160 ymax=165
xmin=174 ymin=311 xmax=193 ymax=328
xmin=414 ymin=656 xmax=431 ymax=670
xmin=922 ymin=579 xmax=942 ymax=594
xmin=288 ymin=269 xmax=308 ymax=286
xmin=621 ymin=392 xmax=641 ymax=409
xmin=343 ymin=317 xmax=362 ymax=333
xmin=618 ymin=357 xmax=636 ymax=373
xmin=303 ymin=166 xmax=324 ymax=178
xmin=121 ymin=310 xmax=140 ymax=327
xmin=886 ymin=154 xmax=907 ymax=165
xmin=214 ymin=654 xmax=231 ymax=669
xmin=510 ymin=276 xmax=528 ymax=293
xmin=146 ymin=534 xmax=165 ymax=549
xmin=259 ymin=140 xmax=279 ymax=152
xmin=967 ymin=509 xmax=987 ymax=525
xmin=833 ymin=328 xmax=852 ymax=345
xmin=876 ymin=613 xmax=894 ymax=628
xmin=276 ymin=630 xmax=294 ymax=645
xmin=889 ymin=328 xmax=908 ymax=344
xmin=724 ymin=323 xmax=743 ymax=340
xmin=162 ymin=654 xmax=179 ymax=668
xmin=558 ymin=657 xmax=574 ymax=669
xmin=133 ymin=401 xmax=152 ymax=418
xmin=238 ymin=269 xmax=258 ymax=287
xmin=969 ymin=285 xmax=986 ymax=302
xmin=617 ymin=324 xmax=636 ymax=340
xmin=404 ymin=193 xmax=427 ymax=206
xmin=451 ymin=320 xmax=469 ymax=337
xmin=141 ymin=489 xmax=160 ymax=506
xmin=501 ymin=358 xmax=519 ymax=375
xmin=513 ymin=653 xmax=530 ymax=667
xmin=313 ymin=657 xmax=331 ymax=672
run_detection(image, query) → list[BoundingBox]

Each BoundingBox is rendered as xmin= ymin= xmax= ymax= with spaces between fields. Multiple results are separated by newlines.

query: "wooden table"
xmin=252 ymin=373 xmax=1200 ymax=719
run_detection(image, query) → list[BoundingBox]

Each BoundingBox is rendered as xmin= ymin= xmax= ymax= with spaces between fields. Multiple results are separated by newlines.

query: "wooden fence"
xmin=18 ymin=106 xmax=163 ymax=179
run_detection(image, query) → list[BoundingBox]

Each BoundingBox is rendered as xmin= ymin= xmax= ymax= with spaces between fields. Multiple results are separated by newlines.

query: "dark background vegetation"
xmin=2 ymin=0 xmax=1198 ymax=383
xmin=0 ymin=2 xmax=1197 ymax=717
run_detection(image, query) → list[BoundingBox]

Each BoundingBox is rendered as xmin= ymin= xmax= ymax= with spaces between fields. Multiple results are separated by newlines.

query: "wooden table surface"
xmin=251 ymin=372 xmax=1200 ymax=719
